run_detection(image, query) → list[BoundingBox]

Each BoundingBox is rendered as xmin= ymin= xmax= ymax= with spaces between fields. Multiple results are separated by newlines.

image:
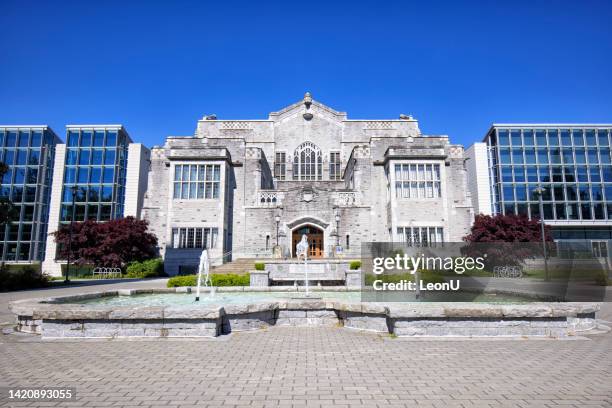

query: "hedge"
xmin=126 ymin=258 xmax=165 ymax=278
xmin=61 ymin=264 xmax=95 ymax=279
xmin=167 ymin=273 xmax=250 ymax=287
xmin=0 ymin=265 xmax=50 ymax=291
xmin=254 ymin=262 xmax=265 ymax=271
xmin=349 ymin=260 xmax=361 ymax=270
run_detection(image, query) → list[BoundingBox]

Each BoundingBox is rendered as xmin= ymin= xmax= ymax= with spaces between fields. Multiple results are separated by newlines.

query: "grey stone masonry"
xmin=9 ymin=288 xmax=601 ymax=338
xmin=141 ymin=94 xmax=474 ymax=274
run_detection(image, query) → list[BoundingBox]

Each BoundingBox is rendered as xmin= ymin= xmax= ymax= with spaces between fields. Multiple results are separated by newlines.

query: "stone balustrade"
xmin=258 ymin=191 xmax=283 ymax=207
xmin=335 ymin=191 xmax=358 ymax=206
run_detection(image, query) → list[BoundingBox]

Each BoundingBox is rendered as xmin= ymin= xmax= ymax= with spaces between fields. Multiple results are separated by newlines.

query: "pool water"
xmin=67 ymin=291 xmax=529 ymax=307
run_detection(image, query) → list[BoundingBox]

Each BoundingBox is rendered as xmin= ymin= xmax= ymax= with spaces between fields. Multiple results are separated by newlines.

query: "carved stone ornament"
xmin=301 ymin=187 xmax=315 ymax=203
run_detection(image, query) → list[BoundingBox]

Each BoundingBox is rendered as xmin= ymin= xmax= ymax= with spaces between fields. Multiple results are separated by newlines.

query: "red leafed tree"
xmin=54 ymin=217 xmax=158 ymax=267
xmin=462 ymin=214 xmax=553 ymax=269
xmin=464 ymin=214 xmax=553 ymax=243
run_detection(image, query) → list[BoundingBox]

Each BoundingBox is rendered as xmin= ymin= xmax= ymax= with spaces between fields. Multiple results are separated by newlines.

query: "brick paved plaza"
xmin=1 ymin=282 xmax=612 ymax=408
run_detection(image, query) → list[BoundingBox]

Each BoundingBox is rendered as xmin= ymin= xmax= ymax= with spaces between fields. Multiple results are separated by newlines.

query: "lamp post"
xmin=275 ymin=213 xmax=281 ymax=246
xmin=533 ymin=186 xmax=549 ymax=281
xmin=65 ymin=185 xmax=78 ymax=284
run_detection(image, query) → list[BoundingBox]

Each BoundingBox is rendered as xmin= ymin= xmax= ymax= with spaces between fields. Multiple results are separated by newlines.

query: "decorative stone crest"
xmin=301 ymin=187 xmax=316 ymax=202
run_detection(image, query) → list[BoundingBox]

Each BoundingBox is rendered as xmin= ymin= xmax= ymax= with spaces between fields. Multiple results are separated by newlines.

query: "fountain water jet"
xmin=195 ymin=249 xmax=214 ymax=301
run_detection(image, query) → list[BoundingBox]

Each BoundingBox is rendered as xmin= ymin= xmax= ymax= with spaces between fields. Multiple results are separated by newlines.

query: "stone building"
xmin=142 ymin=94 xmax=474 ymax=275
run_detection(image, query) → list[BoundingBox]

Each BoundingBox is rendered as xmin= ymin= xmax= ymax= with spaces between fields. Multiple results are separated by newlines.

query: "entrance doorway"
xmin=292 ymin=225 xmax=324 ymax=258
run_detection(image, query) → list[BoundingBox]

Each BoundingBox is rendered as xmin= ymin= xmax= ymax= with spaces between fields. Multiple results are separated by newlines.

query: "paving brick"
xmin=1 ymin=284 xmax=612 ymax=407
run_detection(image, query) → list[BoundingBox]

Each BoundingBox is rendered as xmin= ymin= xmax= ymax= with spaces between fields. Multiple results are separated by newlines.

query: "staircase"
xmin=210 ymin=258 xmax=268 ymax=275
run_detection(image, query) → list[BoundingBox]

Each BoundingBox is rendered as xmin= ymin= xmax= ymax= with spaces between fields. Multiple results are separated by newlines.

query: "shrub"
xmin=254 ymin=262 xmax=265 ymax=271
xmin=167 ymin=273 xmax=250 ymax=287
xmin=349 ymin=260 xmax=361 ymax=270
xmin=594 ymin=269 xmax=609 ymax=286
xmin=166 ymin=275 xmax=196 ymax=288
xmin=0 ymin=265 xmax=50 ymax=291
xmin=61 ymin=264 xmax=95 ymax=279
xmin=212 ymin=273 xmax=250 ymax=286
xmin=126 ymin=258 xmax=165 ymax=278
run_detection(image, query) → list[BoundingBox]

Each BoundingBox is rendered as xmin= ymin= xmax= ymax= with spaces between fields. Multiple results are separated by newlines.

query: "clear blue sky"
xmin=1 ymin=0 xmax=611 ymax=147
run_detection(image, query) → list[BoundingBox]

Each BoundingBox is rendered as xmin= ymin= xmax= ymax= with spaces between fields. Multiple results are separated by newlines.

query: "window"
xmin=329 ymin=151 xmax=341 ymax=180
xmin=292 ymin=142 xmax=322 ymax=181
xmin=274 ymin=152 xmax=286 ymax=180
xmin=172 ymin=227 xmax=218 ymax=249
xmin=396 ymin=227 xmax=444 ymax=246
xmin=173 ymin=164 xmax=221 ymax=199
xmin=394 ymin=163 xmax=441 ymax=199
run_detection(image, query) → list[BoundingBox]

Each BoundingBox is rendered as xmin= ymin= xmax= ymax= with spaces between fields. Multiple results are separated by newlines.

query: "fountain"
xmin=195 ymin=249 xmax=214 ymax=301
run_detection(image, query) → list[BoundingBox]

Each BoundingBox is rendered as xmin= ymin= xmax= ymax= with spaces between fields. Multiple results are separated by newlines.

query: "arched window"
xmin=292 ymin=142 xmax=322 ymax=181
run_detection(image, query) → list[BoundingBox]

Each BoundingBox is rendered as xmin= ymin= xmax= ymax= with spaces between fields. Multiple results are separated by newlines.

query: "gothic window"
xmin=274 ymin=152 xmax=286 ymax=180
xmin=292 ymin=142 xmax=322 ymax=181
xmin=329 ymin=151 xmax=341 ymax=180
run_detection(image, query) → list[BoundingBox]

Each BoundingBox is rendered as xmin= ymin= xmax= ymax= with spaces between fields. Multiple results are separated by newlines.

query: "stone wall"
xmin=10 ymin=289 xmax=600 ymax=339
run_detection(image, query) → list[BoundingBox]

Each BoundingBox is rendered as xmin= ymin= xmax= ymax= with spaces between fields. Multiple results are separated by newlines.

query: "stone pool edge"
xmin=8 ymin=287 xmax=601 ymax=339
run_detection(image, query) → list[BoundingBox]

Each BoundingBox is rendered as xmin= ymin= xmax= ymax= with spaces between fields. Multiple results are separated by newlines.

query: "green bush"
xmin=167 ymin=273 xmax=250 ymax=287
xmin=61 ymin=264 xmax=95 ymax=279
xmin=594 ymin=269 xmax=610 ymax=286
xmin=4 ymin=263 xmax=42 ymax=273
xmin=166 ymin=275 xmax=196 ymax=287
xmin=349 ymin=260 xmax=361 ymax=270
xmin=0 ymin=265 xmax=50 ymax=291
xmin=254 ymin=262 xmax=265 ymax=271
xmin=126 ymin=258 xmax=165 ymax=278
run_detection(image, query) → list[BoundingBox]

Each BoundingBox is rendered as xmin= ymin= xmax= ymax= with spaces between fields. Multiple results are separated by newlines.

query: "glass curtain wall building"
xmin=61 ymin=125 xmax=129 ymax=224
xmin=42 ymin=125 xmax=151 ymax=277
xmin=0 ymin=126 xmax=60 ymax=261
xmin=476 ymin=124 xmax=612 ymax=242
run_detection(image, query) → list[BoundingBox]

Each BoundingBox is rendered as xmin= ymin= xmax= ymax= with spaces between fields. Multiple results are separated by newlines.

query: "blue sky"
xmin=1 ymin=0 xmax=611 ymax=147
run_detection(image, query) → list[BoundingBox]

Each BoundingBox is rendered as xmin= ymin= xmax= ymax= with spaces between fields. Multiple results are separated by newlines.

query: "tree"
xmin=0 ymin=163 xmax=19 ymax=228
xmin=462 ymin=214 xmax=553 ymax=269
xmin=464 ymin=214 xmax=553 ymax=243
xmin=53 ymin=217 xmax=158 ymax=268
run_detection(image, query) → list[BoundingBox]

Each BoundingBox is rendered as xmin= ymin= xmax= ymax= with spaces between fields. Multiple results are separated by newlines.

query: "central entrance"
xmin=292 ymin=225 xmax=324 ymax=258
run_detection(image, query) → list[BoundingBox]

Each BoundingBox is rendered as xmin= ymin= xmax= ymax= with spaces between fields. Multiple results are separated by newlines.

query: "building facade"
xmin=0 ymin=126 xmax=60 ymax=262
xmin=467 ymin=124 xmax=612 ymax=253
xmin=42 ymin=125 xmax=150 ymax=276
xmin=143 ymin=94 xmax=474 ymax=275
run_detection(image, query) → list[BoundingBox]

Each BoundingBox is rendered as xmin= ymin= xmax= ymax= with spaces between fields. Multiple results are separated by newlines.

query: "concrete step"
xmin=211 ymin=258 xmax=269 ymax=275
